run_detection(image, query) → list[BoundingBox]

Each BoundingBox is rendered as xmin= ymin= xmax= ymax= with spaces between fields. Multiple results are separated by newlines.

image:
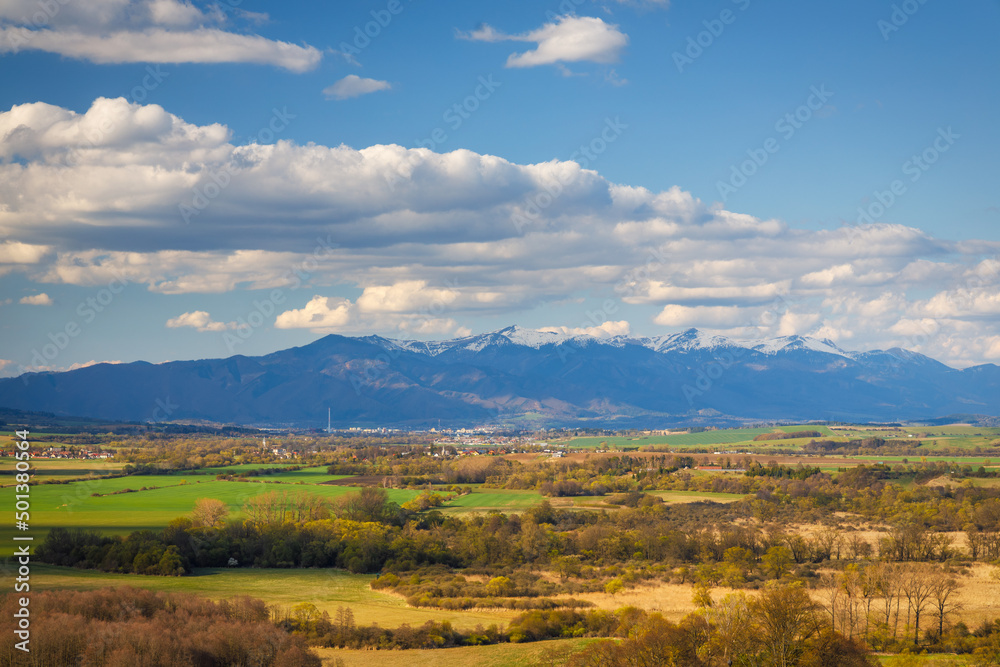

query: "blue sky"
xmin=1 ymin=0 xmax=999 ymax=375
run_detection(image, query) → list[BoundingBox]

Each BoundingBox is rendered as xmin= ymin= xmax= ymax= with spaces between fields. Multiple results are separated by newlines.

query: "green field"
xmin=439 ymin=488 xmax=546 ymax=515
xmin=0 ymin=470 xmax=422 ymax=556
xmin=559 ymin=425 xmax=836 ymax=449
xmin=197 ymin=463 xmax=353 ymax=484
xmin=25 ymin=564 xmax=518 ymax=630
xmin=553 ymin=423 xmax=1000 ymax=454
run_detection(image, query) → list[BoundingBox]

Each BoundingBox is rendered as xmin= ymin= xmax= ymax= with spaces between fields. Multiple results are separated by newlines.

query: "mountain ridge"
xmin=1 ymin=326 xmax=996 ymax=428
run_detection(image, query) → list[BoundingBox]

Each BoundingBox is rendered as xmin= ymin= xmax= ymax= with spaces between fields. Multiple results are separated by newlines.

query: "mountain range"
xmin=2 ymin=326 xmax=997 ymax=428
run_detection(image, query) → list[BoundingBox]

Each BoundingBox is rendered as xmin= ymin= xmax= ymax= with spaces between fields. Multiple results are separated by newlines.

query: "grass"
xmin=0 ymin=473 xmax=421 ymax=556
xmin=558 ymin=425 xmax=837 ymax=450
xmin=439 ymin=489 xmax=546 ymax=515
xmin=0 ymin=456 xmax=125 ymax=484
xmin=848 ymin=455 xmax=996 ymax=465
xmin=27 ymin=564 xmax=518 ymax=630
xmin=315 ymin=638 xmax=596 ymax=666
xmin=649 ymin=490 xmax=745 ymax=504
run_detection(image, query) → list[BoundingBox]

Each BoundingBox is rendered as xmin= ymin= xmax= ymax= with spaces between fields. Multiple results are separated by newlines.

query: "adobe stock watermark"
xmin=853 ymin=126 xmax=958 ymax=226
xmin=3 ymin=0 xmax=69 ymax=51
xmin=19 ymin=270 xmax=131 ymax=384
xmin=681 ymin=292 xmax=797 ymax=406
xmin=511 ymin=116 xmax=627 ymax=234
xmin=62 ymin=66 xmax=169 ymax=166
xmin=223 ymin=235 xmax=339 ymax=353
xmin=347 ymin=279 xmax=462 ymax=395
xmin=559 ymin=246 xmax=672 ymax=363
xmin=672 ymin=0 xmax=752 ymax=73
xmin=385 ymin=74 xmax=502 ymax=192
xmin=179 ymin=107 xmax=296 ymax=224
xmin=150 ymin=395 xmax=180 ymax=423
xmin=884 ymin=253 xmax=999 ymax=370
xmin=878 ymin=0 xmax=930 ymax=41
xmin=614 ymin=246 xmax=671 ymax=303
xmin=338 ymin=0 xmax=413 ymax=65
xmin=716 ymin=85 xmax=833 ymax=203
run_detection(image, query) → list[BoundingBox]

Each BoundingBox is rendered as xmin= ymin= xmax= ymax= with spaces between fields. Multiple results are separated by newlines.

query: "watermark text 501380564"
xmin=12 ymin=428 xmax=33 ymax=653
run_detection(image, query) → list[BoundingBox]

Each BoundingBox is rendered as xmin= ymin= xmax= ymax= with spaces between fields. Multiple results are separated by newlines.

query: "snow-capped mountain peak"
xmin=370 ymin=326 xmax=860 ymax=362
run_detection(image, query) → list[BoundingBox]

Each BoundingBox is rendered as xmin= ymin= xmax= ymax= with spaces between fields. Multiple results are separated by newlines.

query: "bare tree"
xmin=901 ymin=566 xmax=935 ymax=646
xmin=871 ymin=561 xmax=902 ymax=646
xmin=930 ymin=572 xmax=962 ymax=639
xmin=846 ymin=533 xmax=872 ymax=560
xmin=702 ymin=592 xmax=757 ymax=666
xmin=818 ymin=572 xmax=842 ymax=635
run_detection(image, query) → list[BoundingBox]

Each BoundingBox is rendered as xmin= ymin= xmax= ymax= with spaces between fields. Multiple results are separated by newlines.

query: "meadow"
xmin=315 ymin=638 xmax=595 ymax=666
xmin=0 ymin=457 xmax=124 ymax=483
xmin=27 ymin=564 xmax=519 ymax=630
xmin=554 ymin=423 xmax=1000 ymax=453
xmin=0 ymin=465 xmax=422 ymax=556
xmin=438 ymin=488 xmax=547 ymax=515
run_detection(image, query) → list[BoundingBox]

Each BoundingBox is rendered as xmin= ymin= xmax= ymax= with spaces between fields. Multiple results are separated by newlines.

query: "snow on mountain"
xmin=643 ymin=328 xmax=736 ymax=353
xmin=504 ymin=325 xmax=574 ymax=348
xmin=370 ymin=326 xmax=867 ymax=363
xmin=751 ymin=335 xmax=851 ymax=358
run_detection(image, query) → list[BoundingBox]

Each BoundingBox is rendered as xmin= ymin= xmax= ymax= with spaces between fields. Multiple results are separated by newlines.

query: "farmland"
xmin=5 ymin=422 xmax=1000 ymax=665
xmin=0 ymin=463 xmax=422 ymax=555
xmin=554 ymin=423 xmax=1000 ymax=455
xmin=316 ymin=638 xmax=595 ymax=666
xmin=29 ymin=564 xmax=518 ymax=630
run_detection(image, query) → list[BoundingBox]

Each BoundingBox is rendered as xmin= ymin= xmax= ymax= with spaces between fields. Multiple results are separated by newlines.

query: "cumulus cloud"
xmin=0 ymin=241 xmax=50 ymax=263
xmin=19 ymin=293 xmax=52 ymax=305
xmin=459 ymin=15 xmax=628 ymax=68
xmin=274 ymin=294 xmax=467 ymax=336
xmin=1 ymin=98 xmax=999 ymax=365
xmin=323 ymin=75 xmax=391 ymax=100
xmin=776 ymin=311 xmax=822 ymax=337
xmin=0 ymin=0 xmax=320 ymax=72
xmin=654 ymin=305 xmax=748 ymax=328
xmin=166 ymin=310 xmax=232 ymax=332
xmin=275 ymin=296 xmax=353 ymax=330
xmin=539 ymin=321 xmax=631 ymax=338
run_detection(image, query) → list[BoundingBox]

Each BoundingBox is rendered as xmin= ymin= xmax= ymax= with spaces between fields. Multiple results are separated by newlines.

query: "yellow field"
xmin=28 ymin=564 xmax=518 ymax=630
xmin=316 ymin=638 xmax=594 ymax=667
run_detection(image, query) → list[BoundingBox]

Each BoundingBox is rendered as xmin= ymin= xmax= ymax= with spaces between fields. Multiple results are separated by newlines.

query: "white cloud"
xmin=323 ymin=75 xmax=391 ymax=100
xmin=539 ymin=321 xmax=631 ymax=338
xmin=460 ymin=15 xmax=628 ymax=68
xmin=801 ymin=263 xmax=854 ymax=287
xmin=0 ymin=27 xmax=320 ymax=71
xmin=2 ymin=98 xmax=999 ymax=366
xmin=0 ymin=0 xmax=319 ymax=72
xmin=776 ymin=311 xmax=822 ymax=337
xmin=274 ymin=294 xmax=470 ymax=337
xmin=147 ymin=0 xmax=206 ymax=27
xmin=653 ymin=305 xmax=748 ymax=328
xmin=627 ymin=281 xmax=792 ymax=305
xmin=356 ymin=281 xmax=456 ymax=313
xmin=274 ymin=296 xmax=354 ymax=331
xmin=166 ymin=310 xmax=232 ymax=332
xmin=19 ymin=293 xmax=52 ymax=305
xmin=0 ymin=241 xmax=50 ymax=264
